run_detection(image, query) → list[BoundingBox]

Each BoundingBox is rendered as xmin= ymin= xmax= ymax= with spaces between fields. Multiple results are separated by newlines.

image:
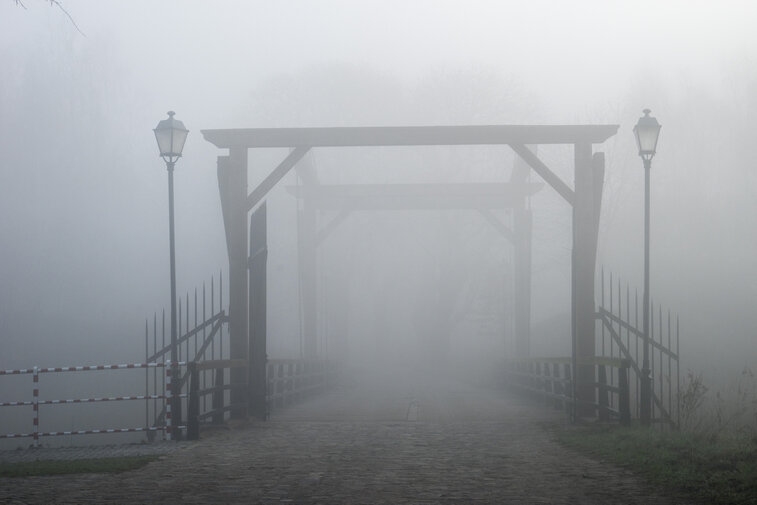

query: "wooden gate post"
xmin=572 ymin=146 xmax=604 ymax=418
xmin=513 ymin=206 xmax=532 ymax=358
xmin=511 ymin=148 xmax=533 ymax=358
xmin=248 ymin=203 xmax=268 ymax=420
xmin=217 ymin=148 xmax=249 ymax=419
xmin=296 ymin=159 xmax=319 ymax=359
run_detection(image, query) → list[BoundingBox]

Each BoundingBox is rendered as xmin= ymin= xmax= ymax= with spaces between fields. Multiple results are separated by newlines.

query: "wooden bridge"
xmin=0 ymin=364 xmax=689 ymax=505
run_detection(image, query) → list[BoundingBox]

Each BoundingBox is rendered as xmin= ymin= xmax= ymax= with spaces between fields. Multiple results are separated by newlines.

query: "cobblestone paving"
xmin=0 ymin=442 xmax=183 ymax=464
xmin=0 ymin=371 xmax=692 ymax=504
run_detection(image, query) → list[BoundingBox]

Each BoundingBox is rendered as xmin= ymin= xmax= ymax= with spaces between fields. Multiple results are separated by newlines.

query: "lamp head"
xmin=633 ymin=108 xmax=661 ymax=164
xmin=154 ymin=111 xmax=189 ymax=164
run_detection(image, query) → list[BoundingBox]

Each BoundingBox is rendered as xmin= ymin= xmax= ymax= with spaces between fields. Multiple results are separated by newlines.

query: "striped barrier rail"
xmin=0 ymin=362 xmax=175 ymax=375
xmin=0 ymin=361 xmax=187 ymax=447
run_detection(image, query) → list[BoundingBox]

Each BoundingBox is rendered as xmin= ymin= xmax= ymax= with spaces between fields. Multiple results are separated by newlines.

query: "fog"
xmin=1 ymin=0 xmax=756 ymax=437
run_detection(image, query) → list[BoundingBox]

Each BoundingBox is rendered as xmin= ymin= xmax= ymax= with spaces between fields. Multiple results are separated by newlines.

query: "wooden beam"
xmin=510 ymin=144 xmax=574 ymax=206
xmin=202 ymin=124 xmax=619 ymax=149
xmin=246 ymin=146 xmax=310 ymax=211
xmin=286 ymin=182 xmax=543 ymax=211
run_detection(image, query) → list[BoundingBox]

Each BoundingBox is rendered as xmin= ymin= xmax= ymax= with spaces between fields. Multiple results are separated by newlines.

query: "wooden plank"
xmin=202 ymin=124 xmax=619 ymax=149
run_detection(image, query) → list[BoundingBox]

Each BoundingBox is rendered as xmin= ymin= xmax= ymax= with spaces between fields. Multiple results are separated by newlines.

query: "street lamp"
xmin=154 ymin=111 xmax=189 ymax=439
xmin=634 ymin=108 xmax=661 ymax=426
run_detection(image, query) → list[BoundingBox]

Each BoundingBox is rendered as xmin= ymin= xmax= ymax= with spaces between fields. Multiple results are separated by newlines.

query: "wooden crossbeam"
xmin=286 ymin=182 xmax=543 ymax=211
xmin=202 ymin=124 xmax=619 ymax=148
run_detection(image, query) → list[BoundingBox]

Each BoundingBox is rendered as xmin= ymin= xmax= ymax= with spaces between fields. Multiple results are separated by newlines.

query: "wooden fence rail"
xmin=184 ymin=358 xmax=339 ymax=439
xmin=506 ymin=357 xmax=631 ymax=425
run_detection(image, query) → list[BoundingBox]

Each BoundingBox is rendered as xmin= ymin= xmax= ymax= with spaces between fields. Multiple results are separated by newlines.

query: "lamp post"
xmin=154 ymin=111 xmax=189 ymax=439
xmin=633 ymin=108 xmax=661 ymax=426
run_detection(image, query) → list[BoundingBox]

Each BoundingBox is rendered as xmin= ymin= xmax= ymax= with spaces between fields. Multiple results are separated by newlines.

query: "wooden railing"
xmin=184 ymin=358 xmax=339 ymax=439
xmin=267 ymin=359 xmax=339 ymax=410
xmin=186 ymin=359 xmax=247 ymax=439
xmin=506 ymin=357 xmax=631 ymax=425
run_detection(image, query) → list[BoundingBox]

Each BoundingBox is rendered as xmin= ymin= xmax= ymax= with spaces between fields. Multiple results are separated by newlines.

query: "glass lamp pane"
xmin=636 ymin=125 xmax=660 ymax=154
xmin=171 ymin=128 xmax=188 ymax=157
xmin=155 ymin=127 xmax=174 ymax=156
xmin=633 ymin=109 xmax=661 ymax=157
xmin=154 ymin=112 xmax=189 ymax=158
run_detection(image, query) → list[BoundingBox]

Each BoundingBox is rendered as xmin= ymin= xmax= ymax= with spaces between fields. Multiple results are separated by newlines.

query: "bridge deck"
xmin=0 ymin=368 xmax=687 ymax=504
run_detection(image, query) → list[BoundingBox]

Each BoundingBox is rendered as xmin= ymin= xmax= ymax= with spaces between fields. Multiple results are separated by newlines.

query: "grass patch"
xmin=554 ymin=424 xmax=757 ymax=505
xmin=0 ymin=455 xmax=160 ymax=478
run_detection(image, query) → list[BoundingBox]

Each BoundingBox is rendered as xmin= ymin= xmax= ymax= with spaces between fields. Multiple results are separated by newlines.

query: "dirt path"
xmin=0 ymin=372 xmax=691 ymax=504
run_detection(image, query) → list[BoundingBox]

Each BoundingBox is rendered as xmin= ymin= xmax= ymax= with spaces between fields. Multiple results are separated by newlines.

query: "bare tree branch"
xmin=12 ymin=0 xmax=85 ymax=36
xmin=49 ymin=0 xmax=85 ymax=36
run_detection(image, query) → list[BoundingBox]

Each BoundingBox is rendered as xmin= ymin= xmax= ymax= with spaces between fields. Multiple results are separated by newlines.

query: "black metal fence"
xmin=143 ymin=271 xmax=339 ymax=439
xmin=597 ymin=269 xmax=680 ymax=428
xmin=144 ymin=272 xmax=228 ymax=438
xmin=507 ymin=270 xmax=681 ymax=428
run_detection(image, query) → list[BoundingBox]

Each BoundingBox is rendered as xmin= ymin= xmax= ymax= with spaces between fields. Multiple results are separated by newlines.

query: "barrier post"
xmin=165 ymin=364 xmax=172 ymax=441
xmin=32 ymin=366 xmax=39 ymax=448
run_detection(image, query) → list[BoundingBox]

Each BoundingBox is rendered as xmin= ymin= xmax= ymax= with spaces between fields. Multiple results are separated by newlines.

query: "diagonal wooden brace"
xmin=510 ymin=143 xmax=574 ymax=206
xmin=247 ymin=146 xmax=310 ymax=211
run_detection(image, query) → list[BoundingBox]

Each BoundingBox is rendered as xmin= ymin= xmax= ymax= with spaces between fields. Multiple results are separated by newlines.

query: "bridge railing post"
xmin=552 ymin=363 xmax=563 ymax=410
xmin=543 ymin=361 xmax=553 ymax=406
xmin=597 ymin=364 xmax=609 ymax=422
xmin=618 ymin=361 xmax=631 ymax=426
xmin=563 ymin=363 xmax=573 ymax=419
xmin=187 ymin=362 xmax=200 ymax=440
xmin=212 ymin=367 xmax=224 ymax=425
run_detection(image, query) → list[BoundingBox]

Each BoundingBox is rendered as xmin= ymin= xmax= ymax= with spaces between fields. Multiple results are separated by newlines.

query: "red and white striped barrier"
xmin=166 ymin=366 xmax=173 ymax=441
xmin=32 ymin=367 xmax=39 ymax=445
xmin=0 ymin=361 xmax=188 ymax=446
xmin=0 ymin=425 xmax=187 ymax=439
xmin=0 ymin=361 xmax=187 ymax=376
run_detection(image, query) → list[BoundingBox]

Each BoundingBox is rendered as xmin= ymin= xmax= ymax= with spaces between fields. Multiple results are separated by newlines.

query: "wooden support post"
xmin=217 ymin=149 xmax=249 ymax=419
xmin=564 ymin=362 xmax=573 ymax=418
xmin=511 ymin=147 xmax=533 ymax=359
xmin=572 ymin=144 xmax=603 ymax=418
xmin=212 ymin=368 xmax=224 ymax=424
xmin=598 ymin=364 xmax=609 ymax=422
xmin=618 ymin=363 xmax=631 ymax=426
xmin=543 ymin=362 xmax=552 ymax=406
xmin=296 ymin=158 xmax=319 ymax=359
xmin=553 ymin=363 xmax=563 ymax=410
xmin=248 ymin=203 xmax=268 ymax=420
xmin=187 ymin=362 xmax=200 ymax=440
xmin=513 ymin=206 xmax=532 ymax=358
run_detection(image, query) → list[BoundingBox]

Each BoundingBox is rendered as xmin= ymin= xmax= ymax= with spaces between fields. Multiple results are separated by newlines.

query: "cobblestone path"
xmin=0 ymin=370 xmax=691 ymax=504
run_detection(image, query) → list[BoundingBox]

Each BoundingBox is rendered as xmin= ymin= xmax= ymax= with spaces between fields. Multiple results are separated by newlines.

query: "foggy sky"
xmin=1 ymin=1 xmax=756 ymax=378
